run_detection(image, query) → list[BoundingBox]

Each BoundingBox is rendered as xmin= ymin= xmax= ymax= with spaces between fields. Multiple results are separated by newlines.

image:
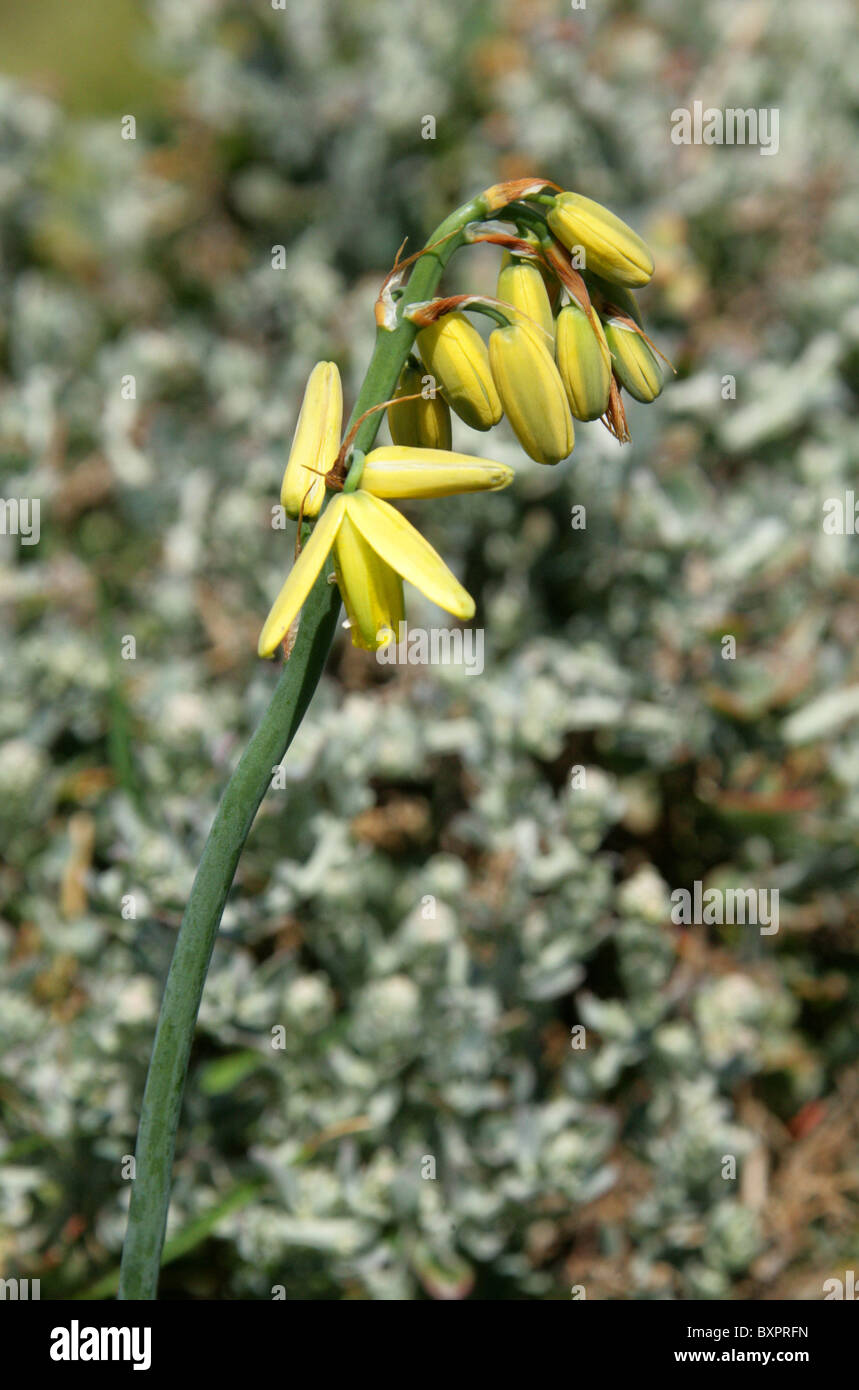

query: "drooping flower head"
xmin=261 ymin=181 xmax=667 ymax=658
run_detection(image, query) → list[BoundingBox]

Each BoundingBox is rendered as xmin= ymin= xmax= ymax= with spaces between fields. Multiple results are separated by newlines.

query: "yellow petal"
xmin=361 ymin=446 xmax=514 ymax=497
xmin=257 ymin=496 xmax=346 ymax=657
xmin=345 ymin=492 xmax=475 ymax=620
xmin=334 ymin=513 xmax=404 ymax=650
xmin=280 ymin=361 xmax=343 ymax=519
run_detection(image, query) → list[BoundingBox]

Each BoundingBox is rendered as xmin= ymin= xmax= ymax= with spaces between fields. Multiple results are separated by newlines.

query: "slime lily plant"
xmin=119 ymin=178 xmax=666 ymax=1299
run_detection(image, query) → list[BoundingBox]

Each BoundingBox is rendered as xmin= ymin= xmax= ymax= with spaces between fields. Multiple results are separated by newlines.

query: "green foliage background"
xmin=1 ymin=0 xmax=858 ymax=1299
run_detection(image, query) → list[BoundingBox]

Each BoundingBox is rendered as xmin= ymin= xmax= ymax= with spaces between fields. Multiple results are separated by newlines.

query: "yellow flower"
xmin=602 ymin=318 xmax=664 ymax=402
xmin=259 ymin=446 xmax=515 ymax=656
xmin=555 ymin=302 xmax=611 ymax=421
xmin=489 ymin=323 xmax=574 ymax=465
xmin=332 ymin=509 xmax=405 ymax=650
xmin=417 ymin=312 xmax=502 ymax=431
xmin=386 ymin=362 xmax=452 ymax=450
xmin=496 ymin=259 xmax=554 ymax=345
xmin=280 ymin=361 xmax=342 ymax=519
xmin=547 ymin=192 xmax=654 ymax=289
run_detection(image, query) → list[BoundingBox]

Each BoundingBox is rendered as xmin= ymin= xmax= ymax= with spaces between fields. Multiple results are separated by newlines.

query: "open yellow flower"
xmin=259 ymin=447 xmax=514 ymax=656
xmin=332 ymin=508 xmax=405 ymax=650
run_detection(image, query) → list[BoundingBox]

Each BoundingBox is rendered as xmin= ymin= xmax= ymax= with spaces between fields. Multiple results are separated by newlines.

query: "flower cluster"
xmin=259 ymin=181 xmax=665 ymax=657
xmin=402 ymin=185 xmax=666 ymax=461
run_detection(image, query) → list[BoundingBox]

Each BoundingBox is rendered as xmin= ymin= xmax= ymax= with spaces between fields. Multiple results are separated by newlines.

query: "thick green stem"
xmin=118 ymin=192 xmax=488 ymax=1300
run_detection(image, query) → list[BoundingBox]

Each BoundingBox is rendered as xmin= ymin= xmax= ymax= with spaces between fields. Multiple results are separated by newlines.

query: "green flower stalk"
xmin=119 ymin=177 xmax=666 ymax=1300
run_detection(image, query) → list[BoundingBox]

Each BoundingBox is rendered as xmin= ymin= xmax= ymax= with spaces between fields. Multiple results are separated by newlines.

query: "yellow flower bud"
xmin=547 ymin=192 xmax=654 ymax=289
xmin=361 ymin=445 xmax=513 ymax=498
xmin=602 ymin=318 xmax=663 ymax=402
xmin=496 ymin=259 xmax=554 ymax=346
xmin=280 ymin=361 xmax=342 ymax=519
xmin=555 ymin=302 xmax=611 ymax=421
xmin=489 ymin=323 xmax=574 ymax=465
xmin=417 ymin=312 xmax=502 ymax=432
xmin=386 ymin=363 xmax=452 ymax=450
